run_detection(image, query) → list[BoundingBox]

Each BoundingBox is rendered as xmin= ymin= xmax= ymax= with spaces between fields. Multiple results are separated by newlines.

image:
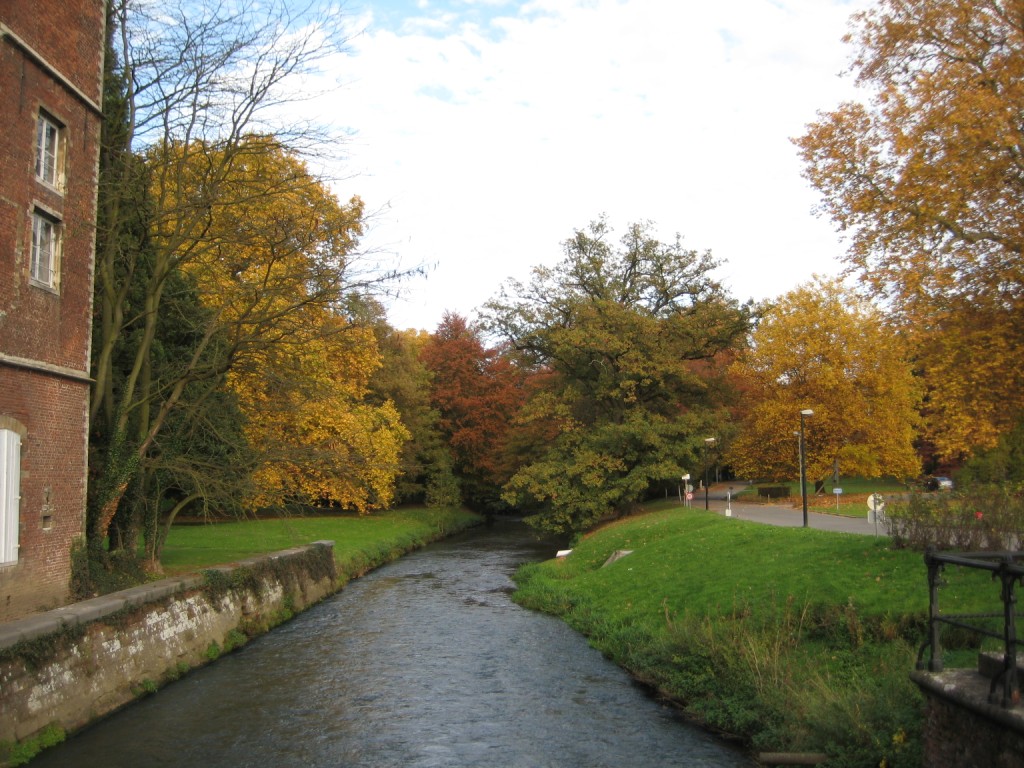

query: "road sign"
xmin=866 ymin=493 xmax=886 ymax=533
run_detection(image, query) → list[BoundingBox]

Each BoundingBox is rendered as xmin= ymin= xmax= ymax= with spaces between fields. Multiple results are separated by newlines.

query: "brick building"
xmin=0 ymin=3 xmax=105 ymax=619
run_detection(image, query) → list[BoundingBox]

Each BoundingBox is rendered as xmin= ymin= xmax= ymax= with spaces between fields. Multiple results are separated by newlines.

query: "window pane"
xmin=0 ymin=429 xmax=20 ymax=565
xmin=35 ymin=115 xmax=59 ymax=186
xmin=35 ymin=118 xmax=44 ymax=177
xmin=31 ymin=213 xmax=55 ymax=285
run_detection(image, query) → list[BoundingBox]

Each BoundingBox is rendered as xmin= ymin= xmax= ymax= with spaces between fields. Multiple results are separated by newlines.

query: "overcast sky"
xmin=308 ymin=0 xmax=874 ymax=331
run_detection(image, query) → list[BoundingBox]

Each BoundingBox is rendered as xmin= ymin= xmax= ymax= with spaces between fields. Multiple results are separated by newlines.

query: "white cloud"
xmin=310 ymin=0 xmax=873 ymax=330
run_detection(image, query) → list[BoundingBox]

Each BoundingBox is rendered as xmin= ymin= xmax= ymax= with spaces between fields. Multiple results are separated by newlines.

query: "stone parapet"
xmin=912 ymin=665 xmax=1024 ymax=768
xmin=0 ymin=541 xmax=337 ymax=750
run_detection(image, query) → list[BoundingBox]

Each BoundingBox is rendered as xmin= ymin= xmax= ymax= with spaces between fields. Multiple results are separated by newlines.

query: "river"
xmin=33 ymin=519 xmax=753 ymax=767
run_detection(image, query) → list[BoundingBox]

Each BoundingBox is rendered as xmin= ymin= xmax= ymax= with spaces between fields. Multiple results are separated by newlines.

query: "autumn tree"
xmin=482 ymin=218 xmax=751 ymax=533
xmin=89 ymin=1 xmax=413 ymax=568
xmin=957 ymin=419 xmax=1024 ymax=485
xmin=420 ymin=313 xmax=530 ymax=511
xmin=795 ymin=0 xmax=1024 ymax=462
xmin=366 ymin=320 xmax=457 ymax=507
xmin=728 ymin=279 xmax=922 ymax=485
xmin=227 ymin=316 xmax=407 ymax=514
xmin=173 ymin=141 xmax=408 ymax=516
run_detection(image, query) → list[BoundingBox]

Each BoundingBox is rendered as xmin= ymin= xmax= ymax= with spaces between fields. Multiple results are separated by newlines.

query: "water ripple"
xmin=32 ymin=520 xmax=752 ymax=768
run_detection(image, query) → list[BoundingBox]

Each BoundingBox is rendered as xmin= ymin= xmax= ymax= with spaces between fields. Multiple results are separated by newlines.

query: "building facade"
xmin=0 ymin=2 xmax=105 ymax=619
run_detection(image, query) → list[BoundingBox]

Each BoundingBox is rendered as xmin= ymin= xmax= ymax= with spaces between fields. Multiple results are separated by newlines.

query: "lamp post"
xmin=703 ymin=437 xmax=716 ymax=510
xmin=799 ymin=409 xmax=813 ymax=528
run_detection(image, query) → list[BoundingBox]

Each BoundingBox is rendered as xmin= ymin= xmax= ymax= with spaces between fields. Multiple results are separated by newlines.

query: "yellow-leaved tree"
xmin=229 ymin=318 xmax=408 ymax=511
xmin=728 ymin=280 xmax=921 ymax=484
xmin=795 ymin=0 xmax=1024 ymax=461
xmin=89 ymin=0 xmax=418 ymax=571
xmin=177 ymin=136 xmax=409 ymax=511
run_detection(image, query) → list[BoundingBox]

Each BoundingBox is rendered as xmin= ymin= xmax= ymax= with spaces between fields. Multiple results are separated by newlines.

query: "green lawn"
xmin=160 ymin=506 xmax=482 ymax=578
xmin=513 ymin=501 xmax=1000 ymax=767
xmin=518 ymin=500 xmax=989 ymax=626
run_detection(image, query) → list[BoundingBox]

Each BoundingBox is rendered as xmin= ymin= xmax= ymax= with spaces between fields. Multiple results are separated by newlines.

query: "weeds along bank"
xmin=0 ymin=508 xmax=480 ymax=766
xmin=512 ymin=505 xmax=995 ymax=768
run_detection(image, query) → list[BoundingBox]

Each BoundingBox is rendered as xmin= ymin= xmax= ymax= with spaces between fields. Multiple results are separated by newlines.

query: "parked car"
xmin=925 ymin=475 xmax=954 ymax=491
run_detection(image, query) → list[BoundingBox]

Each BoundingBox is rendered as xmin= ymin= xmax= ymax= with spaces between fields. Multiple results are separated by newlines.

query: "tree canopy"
xmin=728 ymin=279 xmax=922 ymax=484
xmin=420 ymin=313 xmax=530 ymax=512
xmin=482 ymin=218 xmax=750 ymax=532
xmin=87 ymin=0 xmax=413 ymax=572
xmin=795 ymin=0 xmax=1024 ymax=461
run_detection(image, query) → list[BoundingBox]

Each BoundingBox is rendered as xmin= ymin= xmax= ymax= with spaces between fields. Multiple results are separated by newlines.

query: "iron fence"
xmin=916 ymin=547 xmax=1023 ymax=708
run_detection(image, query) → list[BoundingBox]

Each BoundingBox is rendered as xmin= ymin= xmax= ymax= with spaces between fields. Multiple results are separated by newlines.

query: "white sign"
xmin=867 ymin=493 xmax=886 ymax=529
xmin=834 ymin=488 xmax=843 ymax=495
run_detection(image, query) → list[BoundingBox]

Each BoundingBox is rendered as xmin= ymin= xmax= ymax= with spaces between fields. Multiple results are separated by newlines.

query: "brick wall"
xmin=0 ymin=11 xmax=103 ymax=371
xmin=0 ymin=2 xmax=104 ymax=620
xmin=0 ymin=369 xmax=90 ymax=619
xmin=0 ymin=1 xmax=105 ymax=105
xmin=921 ymin=692 xmax=1024 ymax=768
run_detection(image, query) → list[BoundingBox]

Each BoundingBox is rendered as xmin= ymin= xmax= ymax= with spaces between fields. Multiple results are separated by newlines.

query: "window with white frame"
xmin=0 ymin=429 xmax=21 ymax=565
xmin=35 ymin=112 xmax=63 ymax=190
xmin=30 ymin=209 xmax=61 ymax=289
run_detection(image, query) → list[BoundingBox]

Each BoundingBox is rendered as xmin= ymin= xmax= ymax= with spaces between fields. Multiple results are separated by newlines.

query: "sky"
xmin=305 ymin=0 xmax=875 ymax=331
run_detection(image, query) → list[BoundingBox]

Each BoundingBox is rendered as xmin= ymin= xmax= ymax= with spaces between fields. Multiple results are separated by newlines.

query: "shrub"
xmin=758 ymin=485 xmax=790 ymax=499
xmin=886 ymin=486 xmax=1024 ymax=551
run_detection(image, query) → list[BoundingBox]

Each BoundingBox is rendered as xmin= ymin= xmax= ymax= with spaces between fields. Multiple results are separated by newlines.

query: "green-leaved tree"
xmin=482 ymin=217 xmax=751 ymax=533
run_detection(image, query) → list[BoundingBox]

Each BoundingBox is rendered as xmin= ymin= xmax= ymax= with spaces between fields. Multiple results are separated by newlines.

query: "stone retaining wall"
xmin=0 ymin=541 xmax=338 ymax=751
xmin=912 ymin=657 xmax=1024 ymax=768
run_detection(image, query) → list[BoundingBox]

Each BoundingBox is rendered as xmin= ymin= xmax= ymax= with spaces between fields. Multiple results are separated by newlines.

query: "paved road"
xmin=690 ymin=484 xmax=889 ymax=536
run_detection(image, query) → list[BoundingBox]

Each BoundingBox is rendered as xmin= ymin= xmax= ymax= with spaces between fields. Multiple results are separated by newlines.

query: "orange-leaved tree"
xmin=420 ymin=312 xmax=530 ymax=511
xmin=795 ymin=0 xmax=1024 ymax=462
xmin=366 ymin=320 xmax=458 ymax=507
xmin=728 ymin=279 xmax=921 ymax=484
xmin=227 ymin=317 xmax=407 ymax=512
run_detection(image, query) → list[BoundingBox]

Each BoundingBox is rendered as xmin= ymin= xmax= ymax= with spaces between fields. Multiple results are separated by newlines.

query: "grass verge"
xmin=513 ymin=502 xmax=998 ymax=768
xmin=160 ymin=506 xmax=482 ymax=583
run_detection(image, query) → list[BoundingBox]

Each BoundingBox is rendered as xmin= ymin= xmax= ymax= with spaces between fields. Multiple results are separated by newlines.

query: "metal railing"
xmin=916 ymin=547 xmax=1023 ymax=708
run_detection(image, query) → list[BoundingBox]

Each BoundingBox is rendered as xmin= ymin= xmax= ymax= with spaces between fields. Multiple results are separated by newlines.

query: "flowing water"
xmin=33 ymin=519 xmax=753 ymax=767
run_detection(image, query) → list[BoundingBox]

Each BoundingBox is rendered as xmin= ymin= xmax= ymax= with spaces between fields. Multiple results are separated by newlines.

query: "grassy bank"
xmin=513 ymin=502 xmax=997 ymax=768
xmin=161 ymin=506 xmax=482 ymax=582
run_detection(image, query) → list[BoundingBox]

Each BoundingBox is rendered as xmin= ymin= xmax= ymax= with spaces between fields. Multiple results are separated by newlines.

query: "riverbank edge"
xmin=510 ymin=507 xmax=928 ymax=768
xmin=0 ymin=510 xmax=483 ymax=766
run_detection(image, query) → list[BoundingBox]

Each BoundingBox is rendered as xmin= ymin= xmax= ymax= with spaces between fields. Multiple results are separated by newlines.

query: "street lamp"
xmin=799 ymin=409 xmax=813 ymax=528
xmin=703 ymin=437 xmax=716 ymax=510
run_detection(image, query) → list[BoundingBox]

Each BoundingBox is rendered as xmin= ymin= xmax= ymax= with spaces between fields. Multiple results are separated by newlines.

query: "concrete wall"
xmin=0 ymin=541 xmax=337 ymax=749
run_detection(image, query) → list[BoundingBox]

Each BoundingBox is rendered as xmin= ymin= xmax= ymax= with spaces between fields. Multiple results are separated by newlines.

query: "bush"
xmin=886 ymin=485 xmax=1024 ymax=550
